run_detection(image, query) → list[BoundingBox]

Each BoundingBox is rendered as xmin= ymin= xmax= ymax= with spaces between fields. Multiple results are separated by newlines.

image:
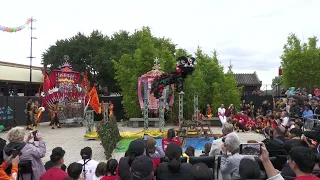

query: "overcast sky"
xmin=1 ymin=0 xmax=319 ymax=89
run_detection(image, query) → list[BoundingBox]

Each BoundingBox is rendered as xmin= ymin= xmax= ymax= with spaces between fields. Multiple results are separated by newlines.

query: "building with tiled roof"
xmin=233 ymin=72 xmax=262 ymax=95
xmin=0 ymin=61 xmax=43 ymax=96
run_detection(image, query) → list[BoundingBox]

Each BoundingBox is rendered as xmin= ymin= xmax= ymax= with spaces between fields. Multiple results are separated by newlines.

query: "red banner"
xmin=88 ymin=86 xmax=101 ymax=114
xmin=49 ymin=70 xmax=81 ymax=87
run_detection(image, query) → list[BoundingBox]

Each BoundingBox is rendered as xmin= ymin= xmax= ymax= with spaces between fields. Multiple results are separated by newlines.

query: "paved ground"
xmin=0 ymin=122 xmax=265 ymax=166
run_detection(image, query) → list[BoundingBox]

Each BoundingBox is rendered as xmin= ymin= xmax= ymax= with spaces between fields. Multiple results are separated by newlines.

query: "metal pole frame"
xmin=178 ymin=92 xmax=184 ymax=125
xmin=103 ymin=103 xmax=109 ymax=122
xmin=159 ymin=97 xmax=165 ymax=132
xmin=143 ymin=84 xmax=149 ymax=130
xmin=194 ymin=94 xmax=198 ymax=121
xmin=85 ymin=110 xmax=94 ymax=134
xmin=27 ymin=17 xmax=36 ymax=96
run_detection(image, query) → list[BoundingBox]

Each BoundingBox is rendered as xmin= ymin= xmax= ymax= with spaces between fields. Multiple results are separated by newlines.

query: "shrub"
xmin=96 ymin=121 xmax=120 ymax=159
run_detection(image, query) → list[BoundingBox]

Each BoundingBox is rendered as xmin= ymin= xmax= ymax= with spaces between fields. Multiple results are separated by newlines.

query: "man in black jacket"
xmin=289 ymin=99 xmax=301 ymax=119
xmin=261 ymin=100 xmax=271 ymax=116
xmin=263 ymin=126 xmax=286 ymax=157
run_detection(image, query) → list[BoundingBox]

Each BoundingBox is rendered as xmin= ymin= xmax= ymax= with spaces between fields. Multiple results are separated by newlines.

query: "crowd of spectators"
xmin=1 ymin=124 xmax=320 ymax=179
xmin=1 ymin=93 xmax=320 ymax=179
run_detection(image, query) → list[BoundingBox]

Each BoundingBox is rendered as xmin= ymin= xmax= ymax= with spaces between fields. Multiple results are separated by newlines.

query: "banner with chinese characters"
xmin=50 ymin=71 xmax=81 ymax=88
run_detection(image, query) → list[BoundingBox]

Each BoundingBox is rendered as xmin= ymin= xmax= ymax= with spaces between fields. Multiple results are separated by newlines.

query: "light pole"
xmin=26 ymin=17 xmax=37 ymax=96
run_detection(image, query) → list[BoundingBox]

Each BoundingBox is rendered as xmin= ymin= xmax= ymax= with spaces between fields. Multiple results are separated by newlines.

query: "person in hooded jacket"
xmin=117 ymin=139 xmax=145 ymax=180
xmin=3 ymin=127 xmax=46 ymax=180
xmin=156 ymin=143 xmax=192 ymax=180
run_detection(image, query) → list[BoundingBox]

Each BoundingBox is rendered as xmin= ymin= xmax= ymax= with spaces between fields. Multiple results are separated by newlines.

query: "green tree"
xmin=42 ymin=31 xmax=107 ymax=83
xmin=221 ymin=65 xmax=242 ymax=110
xmin=280 ymin=33 xmax=320 ymax=91
xmin=113 ymin=27 xmax=176 ymax=118
xmin=271 ymin=76 xmax=282 ymax=89
xmin=42 ymin=28 xmax=177 ymax=93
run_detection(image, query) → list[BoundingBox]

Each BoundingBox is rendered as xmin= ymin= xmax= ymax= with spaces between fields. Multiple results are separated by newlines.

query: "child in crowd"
xmin=200 ymin=143 xmax=212 ymax=156
xmin=93 ymin=162 xmax=107 ymax=180
xmin=101 ymin=159 xmax=118 ymax=180
xmin=182 ymin=146 xmax=195 ymax=163
xmin=162 ymin=129 xmax=182 ymax=151
xmin=146 ymin=138 xmax=165 ymax=158
xmin=66 ymin=162 xmax=84 ymax=180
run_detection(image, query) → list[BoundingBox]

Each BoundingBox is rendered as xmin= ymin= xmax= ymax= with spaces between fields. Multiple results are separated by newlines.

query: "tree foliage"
xmin=271 ymin=76 xmax=282 ymax=89
xmin=113 ymin=27 xmax=176 ymax=118
xmin=182 ymin=48 xmax=241 ymax=117
xmin=41 ymin=28 xmax=176 ymax=93
xmin=280 ymin=33 xmax=320 ymax=91
xmin=42 ymin=26 xmax=241 ymax=119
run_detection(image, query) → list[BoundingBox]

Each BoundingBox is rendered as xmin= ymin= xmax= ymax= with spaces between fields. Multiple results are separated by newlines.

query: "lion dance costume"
xmin=151 ymin=56 xmax=196 ymax=99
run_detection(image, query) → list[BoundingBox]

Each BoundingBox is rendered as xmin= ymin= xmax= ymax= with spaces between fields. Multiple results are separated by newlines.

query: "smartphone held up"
xmin=30 ymin=130 xmax=39 ymax=141
xmin=239 ymin=143 xmax=261 ymax=156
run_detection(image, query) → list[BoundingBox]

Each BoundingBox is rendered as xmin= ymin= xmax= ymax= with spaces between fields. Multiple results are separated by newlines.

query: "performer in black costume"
xmin=50 ymin=101 xmax=61 ymax=129
xmin=26 ymin=98 xmax=33 ymax=130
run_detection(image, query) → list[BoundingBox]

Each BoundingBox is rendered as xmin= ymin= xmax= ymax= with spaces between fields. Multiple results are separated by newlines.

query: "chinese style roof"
xmin=141 ymin=59 xmax=164 ymax=78
xmin=234 ymin=72 xmax=262 ymax=86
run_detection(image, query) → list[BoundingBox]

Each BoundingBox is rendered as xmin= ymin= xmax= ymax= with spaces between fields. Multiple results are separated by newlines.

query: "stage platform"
xmin=115 ymin=137 xmax=215 ymax=153
xmin=203 ymin=117 xmax=222 ymax=127
xmin=129 ymin=118 xmax=160 ymax=128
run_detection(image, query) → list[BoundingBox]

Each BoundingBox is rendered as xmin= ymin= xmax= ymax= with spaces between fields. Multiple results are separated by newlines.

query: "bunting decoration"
xmin=0 ymin=18 xmax=32 ymax=33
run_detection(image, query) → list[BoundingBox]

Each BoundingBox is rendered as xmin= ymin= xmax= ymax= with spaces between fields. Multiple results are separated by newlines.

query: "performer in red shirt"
xmin=246 ymin=118 xmax=255 ymax=132
xmin=255 ymin=116 xmax=264 ymax=133
xmin=162 ymin=129 xmax=182 ymax=151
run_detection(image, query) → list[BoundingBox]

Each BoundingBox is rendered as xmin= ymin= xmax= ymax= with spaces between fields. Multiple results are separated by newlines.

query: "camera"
xmin=222 ymin=137 xmax=226 ymax=143
xmin=31 ymin=130 xmax=38 ymax=141
xmin=12 ymin=148 xmax=22 ymax=158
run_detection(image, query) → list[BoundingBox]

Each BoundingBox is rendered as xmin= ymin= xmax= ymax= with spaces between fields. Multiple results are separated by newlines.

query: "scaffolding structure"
xmin=178 ymin=92 xmax=185 ymax=126
xmin=159 ymin=97 xmax=165 ymax=132
xmin=194 ymin=94 xmax=199 ymax=121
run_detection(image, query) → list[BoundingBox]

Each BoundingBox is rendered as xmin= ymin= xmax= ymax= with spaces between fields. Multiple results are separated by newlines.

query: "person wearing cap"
xmin=40 ymin=147 xmax=68 ymax=180
xmin=156 ymin=143 xmax=192 ymax=180
xmin=118 ymin=140 xmax=145 ymax=180
xmin=130 ymin=155 xmax=154 ymax=180
xmin=289 ymin=99 xmax=300 ymax=119
xmin=77 ymin=147 xmax=99 ymax=180
xmin=44 ymin=147 xmax=67 ymax=171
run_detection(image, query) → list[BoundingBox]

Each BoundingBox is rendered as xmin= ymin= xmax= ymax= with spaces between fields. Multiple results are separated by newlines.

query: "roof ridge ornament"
xmin=153 ymin=57 xmax=160 ymax=70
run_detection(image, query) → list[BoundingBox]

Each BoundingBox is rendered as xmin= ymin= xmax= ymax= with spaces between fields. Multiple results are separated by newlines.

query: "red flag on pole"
xmin=39 ymin=71 xmax=52 ymax=123
xmin=87 ymin=86 xmax=101 ymax=114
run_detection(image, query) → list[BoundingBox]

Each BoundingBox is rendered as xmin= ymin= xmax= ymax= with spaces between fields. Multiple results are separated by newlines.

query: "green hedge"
xmin=97 ymin=121 xmax=120 ymax=159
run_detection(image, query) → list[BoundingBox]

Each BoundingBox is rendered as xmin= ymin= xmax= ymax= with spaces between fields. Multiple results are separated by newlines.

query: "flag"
xmin=87 ymin=86 xmax=101 ymax=114
xmin=39 ymin=72 xmax=52 ymax=123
